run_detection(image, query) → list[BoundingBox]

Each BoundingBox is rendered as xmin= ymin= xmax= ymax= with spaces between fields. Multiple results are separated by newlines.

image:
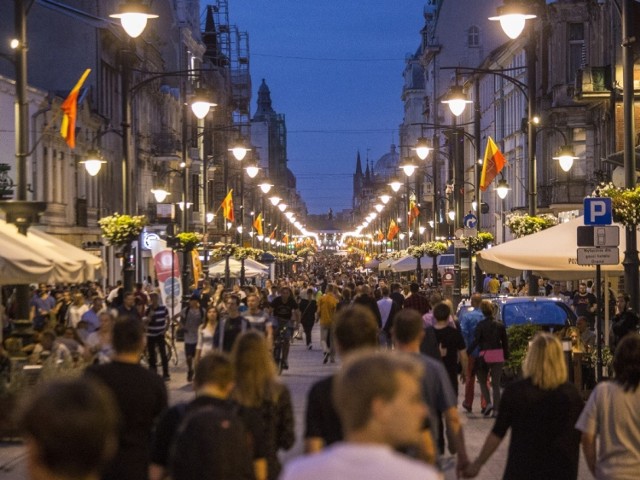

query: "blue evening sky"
xmin=229 ymin=1 xmax=428 ymax=215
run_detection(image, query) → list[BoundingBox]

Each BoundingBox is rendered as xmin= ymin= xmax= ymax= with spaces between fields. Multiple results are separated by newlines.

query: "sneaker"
xmin=282 ymin=362 xmax=289 ymax=370
xmin=483 ymin=405 xmax=493 ymax=417
xmin=307 ymin=344 xmax=312 ymax=350
xmin=187 ymin=370 xmax=193 ymax=382
xmin=461 ymin=403 xmax=472 ymax=413
xmin=323 ymin=353 xmax=329 ymax=364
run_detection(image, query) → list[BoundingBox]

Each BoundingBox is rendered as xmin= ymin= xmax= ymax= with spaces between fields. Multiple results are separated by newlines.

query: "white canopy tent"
xmin=389 ymin=255 xmax=434 ymax=273
xmin=476 ymin=216 xmax=628 ymax=280
xmin=0 ymin=219 xmax=104 ymax=285
xmin=208 ymin=258 xmax=269 ymax=278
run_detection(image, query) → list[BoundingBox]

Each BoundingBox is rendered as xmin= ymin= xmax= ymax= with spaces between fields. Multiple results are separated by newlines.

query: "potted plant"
xmin=593 ymin=182 xmax=640 ymax=227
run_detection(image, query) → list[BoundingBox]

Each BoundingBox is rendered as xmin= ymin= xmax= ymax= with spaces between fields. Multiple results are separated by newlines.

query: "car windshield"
xmin=502 ymin=301 xmax=568 ymax=327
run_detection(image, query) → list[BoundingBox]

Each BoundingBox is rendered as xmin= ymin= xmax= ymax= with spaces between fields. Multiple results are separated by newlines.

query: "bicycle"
xmin=142 ymin=320 xmax=179 ymax=368
xmin=272 ymin=320 xmax=291 ymax=375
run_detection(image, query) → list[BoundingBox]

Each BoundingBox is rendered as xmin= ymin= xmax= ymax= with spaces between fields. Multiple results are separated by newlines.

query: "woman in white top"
xmin=194 ymin=306 xmax=218 ymax=366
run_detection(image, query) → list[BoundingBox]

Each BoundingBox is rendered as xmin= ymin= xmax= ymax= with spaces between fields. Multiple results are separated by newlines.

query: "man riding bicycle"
xmin=270 ymin=286 xmax=300 ymax=370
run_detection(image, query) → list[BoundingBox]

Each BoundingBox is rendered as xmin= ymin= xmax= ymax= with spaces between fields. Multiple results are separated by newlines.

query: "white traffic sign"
xmin=577 ymin=247 xmax=619 ymax=265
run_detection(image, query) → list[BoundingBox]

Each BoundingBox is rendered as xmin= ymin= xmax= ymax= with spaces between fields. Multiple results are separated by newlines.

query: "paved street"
xmin=0 ymin=326 xmax=593 ymax=479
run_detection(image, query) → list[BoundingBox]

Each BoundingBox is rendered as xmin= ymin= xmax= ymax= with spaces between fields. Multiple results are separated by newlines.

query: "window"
xmin=568 ymin=23 xmax=585 ymax=84
xmin=468 ymin=26 xmax=480 ymax=48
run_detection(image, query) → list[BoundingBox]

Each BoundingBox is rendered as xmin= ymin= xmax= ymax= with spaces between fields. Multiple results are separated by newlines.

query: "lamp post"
xmin=622 ymin=0 xmax=640 ymax=313
xmin=229 ymin=142 xmax=251 ymax=285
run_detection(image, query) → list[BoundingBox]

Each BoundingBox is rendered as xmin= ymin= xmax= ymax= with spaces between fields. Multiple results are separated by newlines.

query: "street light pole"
xmin=180 ymin=81 xmax=191 ymax=307
xmin=622 ymin=0 xmax=639 ymax=313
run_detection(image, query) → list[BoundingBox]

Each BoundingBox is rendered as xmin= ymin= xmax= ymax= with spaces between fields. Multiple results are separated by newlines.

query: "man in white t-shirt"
xmin=281 ymin=351 xmax=440 ymax=480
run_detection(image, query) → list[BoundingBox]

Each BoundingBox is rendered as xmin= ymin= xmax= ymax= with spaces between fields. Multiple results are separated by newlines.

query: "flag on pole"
xmin=377 ymin=230 xmax=384 ymax=242
xmin=269 ymin=227 xmax=277 ymax=240
xmin=408 ymin=198 xmax=420 ymax=225
xmin=480 ymin=136 xmax=507 ymax=191
xmin=253 ymin=213 xmax=263 ymax=236
xmin=387 ymin=220 xmax=399 ymax=241
xmin=60 ymin=68 xmax=91 ymax=149
xmin=283 ymin=233 xmax=289 ymax=244
xmin=221 ymin=189 xmax=234 ymax=222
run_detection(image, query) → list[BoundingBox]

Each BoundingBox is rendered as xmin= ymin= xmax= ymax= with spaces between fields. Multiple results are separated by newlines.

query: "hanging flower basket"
xmin=175 ymin=232 xmax=202 ymax=251
xmin=505 ymin=213 xmax=557 ymax=238
xmin=462 ymin=231 xmax=494 ymax=253
xmin=211 ymin=243 xmax=238 ymax=258
xmin=592 ymin=182 xmax=640 ymax=228
xmin=423 ymin=241 xmax=448 ymax=257
xmin=233 ymin=247 xmax=263 ymax=260
xmin=98 ymin=213 xmax=147 ymax=246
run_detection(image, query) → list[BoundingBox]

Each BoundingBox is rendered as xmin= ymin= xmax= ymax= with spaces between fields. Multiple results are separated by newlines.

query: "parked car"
xmin=492 ymin=296 xmax=576 ymax=331
xmin=457 ymin=295 xmax=575 ymax=330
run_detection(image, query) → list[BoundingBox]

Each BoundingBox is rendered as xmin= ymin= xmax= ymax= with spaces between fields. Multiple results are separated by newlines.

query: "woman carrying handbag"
xmin=468 ymin=300 xmax=509 ymax=417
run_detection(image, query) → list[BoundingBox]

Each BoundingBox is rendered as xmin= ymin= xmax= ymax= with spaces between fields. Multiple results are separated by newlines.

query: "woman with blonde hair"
xmin=464 ymin=332 xmax=583 ymax=479
xmin=231 ymin=331 xmax=295 ymax=480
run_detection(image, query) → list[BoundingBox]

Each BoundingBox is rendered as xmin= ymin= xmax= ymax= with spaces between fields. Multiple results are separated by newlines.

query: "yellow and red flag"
xmin=282 ymin=233 xmax=289 ymax=244
xmin=480 ymin=136 xmax=507 ymax=191
xmin=269 ymin=227 xmax=277 ymax=240
xmin=253 ymin=213 xmax=263 ymax=236
xmin=387 ymin=220 xmax=399 ymax=241
xmin=60 ymin=68 xmax=91 ymax=149
xmin=408 ymin=198 xmax=420 ymax=225
xmin=377 ymin=230 xmax=384 ymax=242
xmin=221 ymin=189 xmax=234 ymax=222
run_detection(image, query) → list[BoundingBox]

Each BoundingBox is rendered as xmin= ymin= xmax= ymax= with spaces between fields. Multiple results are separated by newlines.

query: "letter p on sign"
xmin=584 ymin=197 xmax=613 ymax=225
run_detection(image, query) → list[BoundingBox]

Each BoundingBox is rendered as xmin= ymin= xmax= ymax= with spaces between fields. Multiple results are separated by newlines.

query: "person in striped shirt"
xmin=144 ymin=292 xmax=170 ymax=380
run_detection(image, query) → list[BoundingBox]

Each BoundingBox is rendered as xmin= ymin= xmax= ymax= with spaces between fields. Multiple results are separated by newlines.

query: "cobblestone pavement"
xmin=0 ymin=326 xmax=593 ymax=479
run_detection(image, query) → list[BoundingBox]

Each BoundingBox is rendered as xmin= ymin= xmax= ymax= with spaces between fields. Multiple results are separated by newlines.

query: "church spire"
xmin=203 ymin=5 xmax=221 ymax=66
xmin=365 ymin=159 xmax=370 ymax=181
xmin=253 ymin=79 xmax=276 ymax=121
xmin=355 ymin=150 xmax=363 ymax=176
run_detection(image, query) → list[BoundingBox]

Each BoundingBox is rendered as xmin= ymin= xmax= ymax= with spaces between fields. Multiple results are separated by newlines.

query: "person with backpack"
xmin=176 ymin=294 xmax=205 ymax=381
xmin=150 ymin=352 xmax=266 ymax=480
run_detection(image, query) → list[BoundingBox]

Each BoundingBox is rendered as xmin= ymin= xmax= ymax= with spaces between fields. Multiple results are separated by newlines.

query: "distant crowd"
xmin=3 ymin=262 xmax=640 ymax=480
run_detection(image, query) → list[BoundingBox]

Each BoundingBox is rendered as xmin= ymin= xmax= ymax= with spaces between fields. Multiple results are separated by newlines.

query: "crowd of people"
xmin=3 ymin=257 xmax=640 ymax=479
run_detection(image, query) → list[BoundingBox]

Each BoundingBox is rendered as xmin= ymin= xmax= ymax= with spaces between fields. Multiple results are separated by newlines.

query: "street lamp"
xmin=412 ymin=137 xmax=432 ymax=160
xmin=379 ymin=194 xmax=391 ymax=205
xmin=496 ymin=178 xmax=511 ymax=200
xmin=110 ymin=1 xmax=158 ymax=39
xmin=80 ymin=149 xmax=107 ymax=177
xmin=489 ymin=1 xmax=536 ymax=39
xmin=190 ymin=87 xmax=216 ymax=119
xmin=388 ymin=180 xmax=403 ymax=193
xmin=258 ymin=182 xmax=273 ymax=194
xmin=269 ymin=195 xmax=281 ymax=207
xmin=442 ymin=84 xmax=473 ymax=117
xmin=553 ymin=145 xmax=579 ymax=173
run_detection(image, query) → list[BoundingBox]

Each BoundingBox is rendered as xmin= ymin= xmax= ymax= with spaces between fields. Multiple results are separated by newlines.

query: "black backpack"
xmin=170 ymin=405 xmax=254 ymax=480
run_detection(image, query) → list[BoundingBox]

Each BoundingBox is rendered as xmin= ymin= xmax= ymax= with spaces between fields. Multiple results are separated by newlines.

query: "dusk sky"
xmin=230 ymin=1 xmax=429 ymax=215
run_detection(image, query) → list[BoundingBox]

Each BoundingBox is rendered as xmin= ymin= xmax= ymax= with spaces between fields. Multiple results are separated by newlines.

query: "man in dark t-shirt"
xmin=84 ymin=317 xmax=167 ymax=480
xmin=572 ymin=283 xmax=597 ymax=327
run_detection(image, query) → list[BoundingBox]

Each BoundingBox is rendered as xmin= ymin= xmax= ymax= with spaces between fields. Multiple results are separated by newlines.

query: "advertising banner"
xmin=149 ymin=238 xmax=182 ymax=318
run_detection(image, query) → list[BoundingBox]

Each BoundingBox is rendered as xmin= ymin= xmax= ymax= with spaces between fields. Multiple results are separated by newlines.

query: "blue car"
xmin=493 ymin=296 xmax=576 ymax=330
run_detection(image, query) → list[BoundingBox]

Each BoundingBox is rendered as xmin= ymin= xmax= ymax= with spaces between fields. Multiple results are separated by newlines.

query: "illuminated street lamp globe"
xmin=269 ymin=196 xmax=281 ymax=206
xmin=388 ymin=180 xmax=403 ymax=193
xmin=443 ymin=85 xmax=472 ymax=117
xmin=413 ymin=137 xmax=432 ymax=160
xmin=553 ymin=145 xmax=579 ymax=172
xmin=489 ymin=2 xmax=537 ymax=39
xmin=496 ymin=178 xmax=511 ymax=199
xmin=258 ymin=182 xmax=273 ymax=194
xmin=245 ymin=164 xmax=260 ymax=178
xmin=229 ymin=142 xmax=251 ymax=161
xmin=190 ymin=88 xmax=216 ymax=119
xmin=379 ymin=194 xmax=391 ymax=204
xmin=374 ymin=204 xmax=384 ymax=213
xmin=80 ymin=149 xmax=106 ymax=176
xmin=110 ymin=1 xmax=158 ymax=38
xmin=151 ymin=188 xmax=170 ymax=203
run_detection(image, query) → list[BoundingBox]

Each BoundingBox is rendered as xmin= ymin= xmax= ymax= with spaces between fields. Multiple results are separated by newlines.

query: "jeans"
xmin=464 ymin=356 xmax=487 ymax=410
xmin=476 ymin=361 xmax=503 ymax=411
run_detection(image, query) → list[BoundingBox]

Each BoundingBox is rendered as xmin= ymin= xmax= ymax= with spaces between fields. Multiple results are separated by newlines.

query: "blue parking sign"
xmin=584 ymin=197 xmax=612 ymax=225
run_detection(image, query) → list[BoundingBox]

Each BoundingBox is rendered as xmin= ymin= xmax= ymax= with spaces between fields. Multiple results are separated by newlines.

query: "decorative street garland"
xmin=505 ymin=213 xmax=558 ymax=238
xmin=98 ymin=213 xmax=147 ymax=246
